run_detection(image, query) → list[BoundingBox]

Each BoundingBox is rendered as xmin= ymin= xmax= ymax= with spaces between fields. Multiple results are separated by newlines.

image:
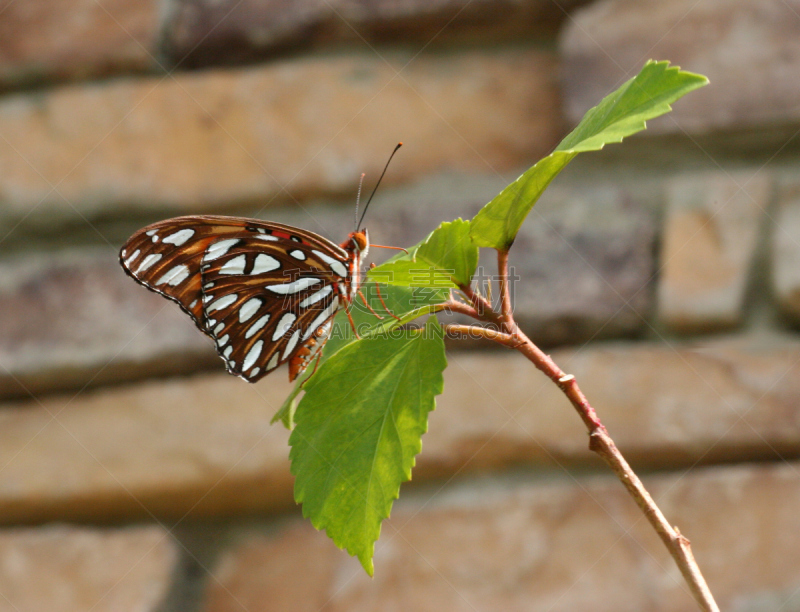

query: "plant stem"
xmin=442 ymin=323 xmax=515 ymax=344
xmin=450 ymin=250 xmax=721 ymax=612
xmin=508 ymin=329 xmax=719 ymax=612
xmin=496 ymin=248 xmax=513 ymax=327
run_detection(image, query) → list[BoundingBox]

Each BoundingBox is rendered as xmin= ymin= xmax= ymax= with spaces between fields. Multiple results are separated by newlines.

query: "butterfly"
xmin=120 ymin=215 xmax=373 ymax=383
xmin=120 ymin=145 xmax=403 ymax=384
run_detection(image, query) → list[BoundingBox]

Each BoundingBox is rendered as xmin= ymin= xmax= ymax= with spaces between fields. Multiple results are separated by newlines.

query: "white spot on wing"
xmin=124 ymin=249 xmax=141 ymax=267
xmin=155 ymin=264 xmax=190 ymax=286
xmin=203 ymin=238 xmax=240 ymax=262
xmin=312 ymin=250 xmax=348 ymax=277
xmin=207 ymin=294 xmax=237 ymax=312
xmin=255 ymin=234 xmax=279 ymax=242
xmin=224 ymin=346 xmax=233 ymax=358
xmin=251 ymin=254 xmax=280 ymax=274
xmin=272 ymin=313 xmax=296 ymax=340
xmin=246 ymin=314 xmax=270 ymax=339
xmin=289 ymin=249 xmax=306 ymax=261
xmin=163 ymin=229 xmax=195 ymax=246
xmin=214 ymin=322 xmax=225 ymax=334
xmin=239 ymin=298 xmax=261 ymax=323
xmin=303 ymin=297 xmax=339 ymax=340
xmin=217 ymin=334 xmax=230 ymax=347
xmin=282 ymin=329 xmax=301 ymax=359
xmin=219 ymin=254 xmax=247 ymax=275
xmin=243 ymin=340 xmax=264 ymax=371
xmin=137 ymin=253 xmax=162 ymax=273
xmin=299 ymin=285 xmax=333 ymax=308
xmin=266 ymin=352 xmax=280 ymax=371
xmin=249 ymin=367 xmax=260 ymax=377
xmin=266 ymin=278 xmax=321 ymax=294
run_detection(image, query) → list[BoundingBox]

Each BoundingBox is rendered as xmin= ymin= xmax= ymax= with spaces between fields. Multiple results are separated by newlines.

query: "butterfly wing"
xmin=119 ymin=215 xmax=354 ymax=382
xmin=199 ymin=234 xmax=350 ymax=382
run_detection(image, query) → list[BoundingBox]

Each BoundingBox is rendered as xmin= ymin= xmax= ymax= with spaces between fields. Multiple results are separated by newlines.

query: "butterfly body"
xmin=119 ymin=215 xmax=369 ymax=383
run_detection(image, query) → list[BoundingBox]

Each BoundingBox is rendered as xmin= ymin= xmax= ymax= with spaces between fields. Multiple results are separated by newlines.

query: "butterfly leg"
xmin=366 ymin=263 xmax=402 ymax=322
xmin=357 ymin=288 xmax=384 ymax=320
xmin=373 ymin=281 xmax=402 ymax=322
xmin=299 ymin=353 xmax=324 ymax=388
xmin=345 ymin=304 xmax=361 ymax=339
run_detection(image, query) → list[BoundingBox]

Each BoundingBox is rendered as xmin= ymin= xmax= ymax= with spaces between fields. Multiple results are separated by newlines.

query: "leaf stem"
xmin=497 ymin=249 xmax=513 ymax=327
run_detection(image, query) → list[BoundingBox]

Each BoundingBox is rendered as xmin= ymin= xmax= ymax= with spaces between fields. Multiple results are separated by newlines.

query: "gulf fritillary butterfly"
xmin=120 ymin=215 xmax=372 ymax=383
xmin=120 ymin=145 xmax=404 ymax=383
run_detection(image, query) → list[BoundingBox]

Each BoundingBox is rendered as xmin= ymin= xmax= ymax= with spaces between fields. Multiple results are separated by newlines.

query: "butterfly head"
xmin=345 ymin=228 xmax=370 ymax=258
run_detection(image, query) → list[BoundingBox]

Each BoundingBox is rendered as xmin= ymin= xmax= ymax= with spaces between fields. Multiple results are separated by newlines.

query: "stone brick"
xmin=0 ymin=248 xmax=216 ymax=399
xmin=0 ymin=373 xmax=296 ymax=523
xmin=0 ymin=49 xmax=562 ymax=226
xmin=0 ymin=334 xmax=799 ymax=523
xmin=164 ymin=0 xmax=589 ymax=68
xmin=508 ymin=183 xmax=655 ymax=345
xmin=0 ymin=0 xmax=160 ymax=89
xmin=0 ymin=525 xmax=178 ymax=612
xmin=202 ymin=462 xmax=800 ymax=612
xmin=561 ymin=0 xmax=800 ymax=133
xmin=772 ymin=185 xmax=800 ymax=324
xmin=658 ymin=172 xmax=771 ymax=333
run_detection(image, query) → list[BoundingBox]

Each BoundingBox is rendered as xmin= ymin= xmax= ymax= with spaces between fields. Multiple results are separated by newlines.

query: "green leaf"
xmin=271 ymin=283 xmax=448 ymax=428
xmin=289 ymin=317 xmax=447 ymax=575
xmin=368 ymin=218 xmax=478 ymax=289
xmin=470 ymin=60 xmax=709 ymax=249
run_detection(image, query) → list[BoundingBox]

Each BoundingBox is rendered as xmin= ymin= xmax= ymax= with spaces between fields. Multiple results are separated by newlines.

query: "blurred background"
xmin=1 ymin=0 xmax=800 ymax=610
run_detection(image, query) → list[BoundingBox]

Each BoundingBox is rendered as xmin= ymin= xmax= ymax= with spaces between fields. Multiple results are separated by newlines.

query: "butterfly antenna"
xmin=357 ymin=142 xmax=402 ymax=229
xmin=354 ymin=172 xmax=366 ymax=230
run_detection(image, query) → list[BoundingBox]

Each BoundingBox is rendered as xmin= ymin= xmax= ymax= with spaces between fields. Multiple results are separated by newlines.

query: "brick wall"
xmin=1 ymin=0 xmax=800 ymax=610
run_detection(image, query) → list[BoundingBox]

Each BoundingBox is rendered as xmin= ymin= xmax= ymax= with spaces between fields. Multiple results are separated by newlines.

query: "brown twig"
xmin=496 ymin=249 xmax=513 ymax=328
xmin=442 ymin=323 xmax=515 ymax=344
xmin=451 ymin=249 xmax=720 ymax=612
